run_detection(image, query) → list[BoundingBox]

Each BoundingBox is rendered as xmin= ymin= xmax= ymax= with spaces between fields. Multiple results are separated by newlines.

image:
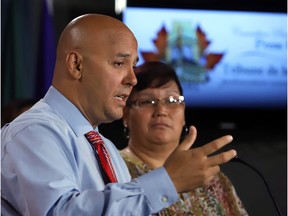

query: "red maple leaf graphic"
xmin=141 ymin=24 xmax=224 ymax=70
xmin=196 ymin=25 xmax=210 ymax=56
xmin=141 ymin=25 xmax=167 ymax=62
xmin=206 ymin=53 xmax=224 ymax=69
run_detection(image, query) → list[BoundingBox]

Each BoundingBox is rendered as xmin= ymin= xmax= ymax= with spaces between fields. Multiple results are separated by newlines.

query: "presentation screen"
xmin=123 ymin=7 xmax=287 ymax=108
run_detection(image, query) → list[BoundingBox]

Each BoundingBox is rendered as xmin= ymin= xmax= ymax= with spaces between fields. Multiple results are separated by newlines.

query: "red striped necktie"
xmin=85 ymin=131 xmax=118 ymax=183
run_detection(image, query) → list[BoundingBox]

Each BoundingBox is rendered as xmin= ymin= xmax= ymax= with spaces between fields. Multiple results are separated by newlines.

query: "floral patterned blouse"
xmin=120 ymin=148 xmax=248 ymax=216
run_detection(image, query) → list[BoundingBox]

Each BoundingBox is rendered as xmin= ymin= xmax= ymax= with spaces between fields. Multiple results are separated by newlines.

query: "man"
xmin=1 ymin=14 xmax=236 ymax=215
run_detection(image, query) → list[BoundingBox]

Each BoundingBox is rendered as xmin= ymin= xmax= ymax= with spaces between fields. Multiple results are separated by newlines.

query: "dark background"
xmin=2 ymin=0 xmax=287 ymax=215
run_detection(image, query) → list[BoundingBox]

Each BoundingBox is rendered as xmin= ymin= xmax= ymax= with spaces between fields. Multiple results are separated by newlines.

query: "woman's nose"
xmin=153 ymin=101 xmax=168 ymax=116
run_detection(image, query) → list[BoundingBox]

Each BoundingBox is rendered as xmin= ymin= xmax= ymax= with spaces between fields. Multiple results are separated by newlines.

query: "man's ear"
xmin=66 ymin=51 xmax=82 ymax=79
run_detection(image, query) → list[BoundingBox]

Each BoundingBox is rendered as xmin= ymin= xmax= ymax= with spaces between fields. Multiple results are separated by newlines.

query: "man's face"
xmin=79 ymin=30 xmax=138 ymax=126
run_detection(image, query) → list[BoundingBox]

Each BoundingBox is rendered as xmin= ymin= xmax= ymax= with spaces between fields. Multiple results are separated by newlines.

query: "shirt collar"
xmin=44 ymin=86 xmax=96 ymax=137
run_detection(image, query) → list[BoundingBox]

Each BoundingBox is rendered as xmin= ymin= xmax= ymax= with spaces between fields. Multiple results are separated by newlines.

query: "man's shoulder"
xmin=1 ymin=101 xmax=66 ymax=139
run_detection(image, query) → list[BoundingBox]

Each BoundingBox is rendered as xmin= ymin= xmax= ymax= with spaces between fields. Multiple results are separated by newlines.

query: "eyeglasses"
xmin=128 ymin=95 xmax=185 ymax=109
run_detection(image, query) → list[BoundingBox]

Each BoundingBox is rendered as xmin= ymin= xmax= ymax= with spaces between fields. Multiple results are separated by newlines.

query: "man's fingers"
xmin=177 ymin=126 xmax=197 ymax=151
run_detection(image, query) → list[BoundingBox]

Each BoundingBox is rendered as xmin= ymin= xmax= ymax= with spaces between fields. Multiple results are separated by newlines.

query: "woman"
xmin=120 ymin=61 xmax=248 ymax=215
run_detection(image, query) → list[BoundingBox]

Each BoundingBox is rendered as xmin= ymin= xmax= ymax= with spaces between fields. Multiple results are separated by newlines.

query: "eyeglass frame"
xmin=126 ymin=95 xmax=185 ymax=109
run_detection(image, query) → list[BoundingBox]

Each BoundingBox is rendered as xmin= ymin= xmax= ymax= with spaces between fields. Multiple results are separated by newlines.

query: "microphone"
xmin=230 ymin=156 xmax=283 ymax=216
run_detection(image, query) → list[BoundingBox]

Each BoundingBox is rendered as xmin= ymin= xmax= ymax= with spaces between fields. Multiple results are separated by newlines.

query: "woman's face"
xmin=123 ymin=80 xmax=185 ymax=147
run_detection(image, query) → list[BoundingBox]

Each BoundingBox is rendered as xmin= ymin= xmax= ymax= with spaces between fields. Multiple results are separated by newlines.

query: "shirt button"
xmin=161 ymin=195 xmax=168 ymax=203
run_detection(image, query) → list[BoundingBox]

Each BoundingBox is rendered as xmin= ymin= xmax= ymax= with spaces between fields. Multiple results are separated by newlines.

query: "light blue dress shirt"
xmin=1 ymin=86 xmax=178 ymax=216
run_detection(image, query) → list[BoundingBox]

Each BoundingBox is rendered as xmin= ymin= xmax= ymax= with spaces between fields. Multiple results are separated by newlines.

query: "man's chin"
xmin=104 ymin=111 xmax=123 ymax=123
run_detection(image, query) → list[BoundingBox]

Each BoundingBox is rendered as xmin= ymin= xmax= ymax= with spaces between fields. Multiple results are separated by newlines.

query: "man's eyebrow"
xmin=115 ymin=53 xmax=130 ymax=58
xmin=115 ymin=53 xmax=139 ymax=64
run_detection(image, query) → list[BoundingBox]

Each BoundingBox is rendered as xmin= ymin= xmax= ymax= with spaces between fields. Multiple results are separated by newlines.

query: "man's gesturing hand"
xmin=164 ymin=126 xmax=237 ymax=193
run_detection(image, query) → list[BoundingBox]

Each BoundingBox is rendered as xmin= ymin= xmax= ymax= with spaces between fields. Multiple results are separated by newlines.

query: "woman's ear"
xmin=66 ymin=51 xmax=82 ymax=79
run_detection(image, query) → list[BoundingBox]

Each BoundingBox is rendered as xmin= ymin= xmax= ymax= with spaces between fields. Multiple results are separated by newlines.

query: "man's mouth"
xmin=114 ymin=94 xmax=128 ymax=103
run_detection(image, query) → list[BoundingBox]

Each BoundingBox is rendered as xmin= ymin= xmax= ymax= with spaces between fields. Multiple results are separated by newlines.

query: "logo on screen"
xmin=140 ymin=21 xmax=224 ymax=83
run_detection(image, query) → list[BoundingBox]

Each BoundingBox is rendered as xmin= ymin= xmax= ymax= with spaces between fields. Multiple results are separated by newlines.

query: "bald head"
xmin=52 ymin=13 xmax=137 ymax=93
xmin=56 ymin=14 xmax=134 ymax=57
xmin=51 ymin=13 xmax=138 ymax=126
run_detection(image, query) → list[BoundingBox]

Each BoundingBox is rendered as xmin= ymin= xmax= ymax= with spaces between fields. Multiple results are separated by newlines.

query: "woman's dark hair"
xmin=131 ymin=61 xmax=183 ymax=97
